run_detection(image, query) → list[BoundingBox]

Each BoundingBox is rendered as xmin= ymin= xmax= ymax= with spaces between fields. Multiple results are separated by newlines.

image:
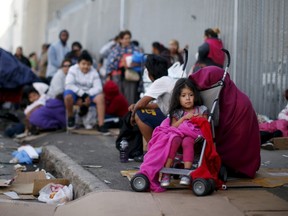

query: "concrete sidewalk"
xmin=1 ymin=131 xmax=288 ymax=215
xmin=1 ymin=186 xmax=288 ymax=216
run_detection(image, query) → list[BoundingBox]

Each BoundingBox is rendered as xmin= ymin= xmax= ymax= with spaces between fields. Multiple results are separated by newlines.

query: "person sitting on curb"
xmin=103 ymin=80 xmax=129 ymax=128
xmin=259 ymin=89 xmax=288 ymax=150
xmin=47 ymin=58 xmax=72 ymax=98
xmin=18 ymin=83 xmax=66 ymax=137
xmin=64 ymin=51 xmax=109 ymax=135
xmin=128 ymin=54 xmax=176 ymax=162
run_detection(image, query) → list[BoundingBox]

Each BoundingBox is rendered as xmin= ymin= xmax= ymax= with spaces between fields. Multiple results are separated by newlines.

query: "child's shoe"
xmin=67 ymin=117 xmax=76 ymax=129
xmin=180 ymin=175 xmax=191 ymax=186
xmin=160 ymin=174 xmax=171 ymax=187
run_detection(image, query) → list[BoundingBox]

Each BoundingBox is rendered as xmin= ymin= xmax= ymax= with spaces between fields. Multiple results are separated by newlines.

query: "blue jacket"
xmin=46 ymin=40 xmax=70 ymax=78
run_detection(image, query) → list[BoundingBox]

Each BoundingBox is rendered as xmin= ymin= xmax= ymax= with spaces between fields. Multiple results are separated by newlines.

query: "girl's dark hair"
xmin=168 ymin=78 xmax=202 ymax=124
xmin=204 ymin=28 xmax=219 ymax=38
xmin=26 ymin=86 xmax=39 ymax=96
xmin=144 ymin=54 xmax=168 ymax=80
xmin=152 ymin=42 xmax=167 ymax=53
xmin=119 ymin=30 xmax=132 ymax=39
xmin=78 ymin=50 xmax=93 ymax=63
xmin=21 ymin=85 xmax=39 ymax=106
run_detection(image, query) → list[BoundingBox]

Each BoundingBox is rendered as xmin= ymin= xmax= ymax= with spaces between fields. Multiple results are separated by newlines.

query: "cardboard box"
xmin=3 ymin=171 xmax=69 ymax=196
xmin=272 ymin=137 xmax=288 ymax=150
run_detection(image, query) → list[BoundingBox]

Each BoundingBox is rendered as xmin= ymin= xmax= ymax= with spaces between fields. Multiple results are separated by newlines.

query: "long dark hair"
xmin=168 ymin=78 xmax=202 ymax=124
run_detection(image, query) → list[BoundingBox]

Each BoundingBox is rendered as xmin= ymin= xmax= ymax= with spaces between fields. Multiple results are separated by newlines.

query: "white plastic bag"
xmin=168 ymin=62 xmax=187 ymax=78
xmin=82 ymin=106 xmax=97 ymax=129
xmin=38 ymin=183 xmax=73 ymax=205
xmin=75 ymin=106 xmax=97 ymax=129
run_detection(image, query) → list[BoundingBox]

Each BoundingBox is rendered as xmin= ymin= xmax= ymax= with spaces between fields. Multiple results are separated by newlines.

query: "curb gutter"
xmin=42 ymin=145 xmax=110 ymax=198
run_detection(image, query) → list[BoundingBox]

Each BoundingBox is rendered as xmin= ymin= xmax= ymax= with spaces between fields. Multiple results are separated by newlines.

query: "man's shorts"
xmin=136 ymin=108 xmax=166 ymax=129
xmin=63 ymin=89 xmax=96 ymax=105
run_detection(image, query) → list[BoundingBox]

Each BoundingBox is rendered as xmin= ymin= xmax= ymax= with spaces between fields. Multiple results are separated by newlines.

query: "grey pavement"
xmin=1 ymin=130 xmax=288 ymax=215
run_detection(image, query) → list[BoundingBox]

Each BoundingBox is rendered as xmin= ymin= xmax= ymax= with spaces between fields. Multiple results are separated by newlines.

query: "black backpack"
xmin=116 ymin=111 xmax=143 ymax=158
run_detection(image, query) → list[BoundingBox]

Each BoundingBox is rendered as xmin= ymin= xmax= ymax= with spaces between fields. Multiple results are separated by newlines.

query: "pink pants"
xmin=168 ymin=136 xmax=194 ymax=162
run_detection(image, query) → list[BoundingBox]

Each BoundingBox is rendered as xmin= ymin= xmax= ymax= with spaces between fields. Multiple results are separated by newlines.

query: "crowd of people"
xmin=2 ymin=27 xmax=286 ymax=192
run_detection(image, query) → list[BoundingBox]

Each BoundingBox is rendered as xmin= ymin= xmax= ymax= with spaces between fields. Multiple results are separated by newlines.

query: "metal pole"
xmin=120 ymin=0 xmax=125 ymax=30
xmin=232 ymin=0 xmax=238 ymax=82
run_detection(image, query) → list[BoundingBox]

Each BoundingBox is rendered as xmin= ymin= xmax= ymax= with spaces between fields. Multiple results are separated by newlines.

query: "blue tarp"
xmin=0 ymin=48 xmax=39 ymax=88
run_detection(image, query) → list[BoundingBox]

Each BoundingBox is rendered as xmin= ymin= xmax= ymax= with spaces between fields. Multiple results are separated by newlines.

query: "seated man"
xmin=64 ymin=51 xmax=109 ymax=135
xmin=129 ymin=54 xmax=176 ymax=161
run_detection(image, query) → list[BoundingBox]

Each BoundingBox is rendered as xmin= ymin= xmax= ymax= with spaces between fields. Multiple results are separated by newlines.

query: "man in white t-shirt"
xmin=129 ymin=55 xmax=176 ymax=161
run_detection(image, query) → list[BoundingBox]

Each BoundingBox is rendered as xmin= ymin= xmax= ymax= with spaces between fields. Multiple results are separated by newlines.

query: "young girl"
xmin=160 ymin=78 xmax=208 ymax=186
xmin=139 ymin=78 xmax=208 ymax=191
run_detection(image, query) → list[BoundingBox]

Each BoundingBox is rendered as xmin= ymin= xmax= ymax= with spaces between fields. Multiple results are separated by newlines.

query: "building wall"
xmin=21 ymin=0 xmax=48 ymax=55
xmin=235 ymin=0 xmax=288 ymax=118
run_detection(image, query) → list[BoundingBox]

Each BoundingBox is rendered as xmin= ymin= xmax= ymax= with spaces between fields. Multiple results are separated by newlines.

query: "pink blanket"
xmin=259 ymin=119 xmax=288 ymax=136
xmin=139 ymin=118 xmax=201 ymax=192
xmin=190 ymin=66 xmax=260 ymax=178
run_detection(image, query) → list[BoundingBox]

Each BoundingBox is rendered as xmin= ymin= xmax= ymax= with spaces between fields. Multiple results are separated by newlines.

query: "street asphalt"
xmin=1 ymin=129 xmax=288 ymax=201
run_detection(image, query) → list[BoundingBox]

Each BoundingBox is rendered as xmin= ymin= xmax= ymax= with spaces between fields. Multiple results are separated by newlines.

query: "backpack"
xmin=115 ymin=111 xmax=143 ymax=158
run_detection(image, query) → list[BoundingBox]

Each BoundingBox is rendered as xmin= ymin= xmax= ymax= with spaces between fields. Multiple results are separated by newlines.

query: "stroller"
xmin=130 ymin=49 xmax=231 ymax=196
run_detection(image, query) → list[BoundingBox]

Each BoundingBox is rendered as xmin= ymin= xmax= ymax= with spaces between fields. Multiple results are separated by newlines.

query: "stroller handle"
xmin=221 ymin=49 xmax=231 ymax=68
xmin=182 ymin=48 xmax=189 ymax=71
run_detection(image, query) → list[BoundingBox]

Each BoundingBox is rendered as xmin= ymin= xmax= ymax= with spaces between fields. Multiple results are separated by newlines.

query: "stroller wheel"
xmin=192 ymin=178 xmax=211 ymax=196
xmin=219 ymin=166 xmax=228 ymax=182
xmin=130 ymin=173 xmax=150 ymax=192
xmin=207 ymin=179 xmax=215 ymax=195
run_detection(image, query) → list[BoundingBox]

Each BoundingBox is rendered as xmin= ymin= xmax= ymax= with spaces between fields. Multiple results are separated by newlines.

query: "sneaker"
xmin=134 ymin=152 xmax=147 ymax=162
xmin=179 ymin=175 xmax=191 ymax=186
xmin=160 ymin=174 xmax=171 ymax=187
xmin=67 ymin=117 xmax=75 ymax=129
xmin=30 ymin=125 xmax=40 ymax=135
xmin=84 ymin=124 xmax=93 ymax=130
xmin=261 ymin=141 xmax=274 ymax=150
xmin=97 ymin=125 xmax=111 ymax=135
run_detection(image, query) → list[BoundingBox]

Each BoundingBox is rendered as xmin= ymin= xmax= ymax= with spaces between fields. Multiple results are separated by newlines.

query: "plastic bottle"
xmin=120 ymin=138 xmax=129 ymax=163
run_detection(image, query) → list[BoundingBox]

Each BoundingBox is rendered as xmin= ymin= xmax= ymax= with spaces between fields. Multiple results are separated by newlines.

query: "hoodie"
xmin=103 ymin=81 xmax=129 ymax=117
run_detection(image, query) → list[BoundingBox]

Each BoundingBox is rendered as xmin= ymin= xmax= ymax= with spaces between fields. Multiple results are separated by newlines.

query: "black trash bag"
xmin=116 ymin=111 xmax=143 ymax=158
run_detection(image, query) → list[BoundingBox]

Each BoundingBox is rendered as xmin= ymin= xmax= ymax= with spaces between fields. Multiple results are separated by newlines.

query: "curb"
xmin=42 ymin=145 xmax=110 ymax=198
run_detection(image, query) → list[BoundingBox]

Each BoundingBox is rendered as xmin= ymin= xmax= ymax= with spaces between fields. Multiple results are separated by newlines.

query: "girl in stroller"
xmin=160 ymin=78 xmax=208 ymax=187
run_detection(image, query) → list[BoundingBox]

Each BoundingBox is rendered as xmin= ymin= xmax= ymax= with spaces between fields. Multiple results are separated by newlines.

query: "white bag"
xmin=76 ymin=106 xmax=97 ymax=129
xmin=168 ymin=62 xmax=187 ymax=79
xmin=82 ymin=106 xmax=97 ymax=129
xmin=38 ymin=183 xmax=73 ymax=205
